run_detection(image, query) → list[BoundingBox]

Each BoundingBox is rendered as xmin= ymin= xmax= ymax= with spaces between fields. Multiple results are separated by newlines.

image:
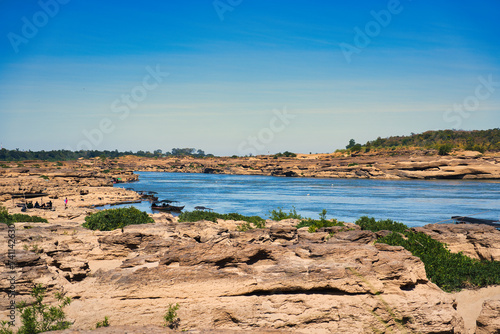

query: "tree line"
xmin=345 ymin=129 xmax=500 ymax=154
xmin=0 ymin=148 xmax=213 ymax=161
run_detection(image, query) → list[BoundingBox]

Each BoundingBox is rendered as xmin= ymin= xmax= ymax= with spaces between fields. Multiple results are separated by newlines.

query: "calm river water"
xmin=106 ymin=172 xmax=500 ymax=227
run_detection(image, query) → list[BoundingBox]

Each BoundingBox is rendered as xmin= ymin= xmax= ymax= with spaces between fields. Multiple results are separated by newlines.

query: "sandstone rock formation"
xmin=79 ymin=150 xmax=500 ymax=180
xmin=0 ymin=219 xmax=467 ymax=333
xmin=476 ymin=299 xmax=500 ymax=334
xmin=1 ymin=156 xmax=500 ymax=333
xmin=415 ymin=223 xmax=500 ymax=261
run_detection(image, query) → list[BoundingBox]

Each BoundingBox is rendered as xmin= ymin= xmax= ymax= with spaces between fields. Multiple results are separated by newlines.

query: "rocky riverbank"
xmin=1 ymin=215 xmax=500 ymax=333
xmin=1 ymin=154 xmax=500 ymax=333
xmin=65 ymin=149 xmax=500 ymax=180
xmin=1 ymin=150 xmax=500 ymax=189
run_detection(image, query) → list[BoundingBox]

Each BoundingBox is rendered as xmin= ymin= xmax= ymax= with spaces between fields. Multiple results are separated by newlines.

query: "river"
xmin=103 ymin=172 xmax=500 ymax=227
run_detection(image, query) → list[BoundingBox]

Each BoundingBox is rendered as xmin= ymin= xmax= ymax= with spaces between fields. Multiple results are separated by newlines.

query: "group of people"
xmin=19 ymin=197 xmax=68 ymax=212
xmin=22 ymin=200 xmax=53 ymax=210
xmin=20 ymin=200 xmax=56 ymax=212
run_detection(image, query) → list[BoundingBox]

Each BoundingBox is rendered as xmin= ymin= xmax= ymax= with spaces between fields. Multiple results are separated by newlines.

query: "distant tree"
xmin=171 ymin=148 xmax=196 ymax=156
xmin=346 ymin=139 xmax=356 ymax=149
xmin=438 ymin=144 xmax=453 ymax=156
xmin=273 ymin=151 xmax=297 ymax=158
xmin=350 ymin=144 xmax=362 ymax=152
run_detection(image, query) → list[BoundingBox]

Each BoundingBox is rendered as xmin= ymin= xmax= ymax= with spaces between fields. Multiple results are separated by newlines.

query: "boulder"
xmin=476 ymin=299 xmax=500 ymax=334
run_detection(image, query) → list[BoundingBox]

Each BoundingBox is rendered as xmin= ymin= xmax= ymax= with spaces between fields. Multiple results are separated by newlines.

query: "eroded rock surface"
xmin=0 ymin=220 xmax=467 ymax=333
xmin=476 ymin=299 xmax=500 ymax=334
xmin=415 ymin=223 xmax=500 ymax=261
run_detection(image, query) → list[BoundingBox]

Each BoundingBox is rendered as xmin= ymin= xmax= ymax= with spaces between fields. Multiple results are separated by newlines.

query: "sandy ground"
xmin=453 ymin=285 xmax=500 ymax=333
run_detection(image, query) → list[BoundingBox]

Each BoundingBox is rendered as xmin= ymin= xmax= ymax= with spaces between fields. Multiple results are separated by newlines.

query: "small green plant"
xmin=268 ymin=207 xmax=303 ymax=221
xmin=39 ymin=175 xmax=49 ymax=180
xmin=164 ymin=303 xmax=180 ymax=329
xmin=0 ymin=164 xmax=11 ymax=168
xmin=236 ymin=222 xmax=252 ymax=232
xmin=296 ymin=209 xmax=344 ymax=232
xmin=82 ymin=207 xmax=154 ymax=231
xmin=56 ymin=162 xmax=63 ymax=166
xmin=28 ymin=244 xmax=40 ymax=254
xmin=347 ymin=162 xmax=359 ymax=167
xmin=15 ymin=284 xmax=72 ymax=334
xmin=0 ymin=321 xmax=14 ymax=334
xmin=179 ymin=211 xmax=265 ymax=228
xmin=102 ymin=169 xmax=110 ymax=174
xmin=95 ymin=316 xmax=110 ymax=329
xmin=33 ymin=164 xmax=40 ymax=168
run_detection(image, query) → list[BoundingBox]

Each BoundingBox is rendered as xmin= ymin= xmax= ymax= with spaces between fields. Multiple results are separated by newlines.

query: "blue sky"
xmin=0 ymin=0 xmax=499 ymax=155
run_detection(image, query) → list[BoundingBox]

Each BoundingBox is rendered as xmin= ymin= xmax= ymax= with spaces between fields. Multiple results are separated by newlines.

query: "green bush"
xmin=296 ymin=209 xmax=344 ymax=232
xmin=15 ymin=284 xmax=72 ymax=334
xmin=273 ymin=151 xmax=297 ymax=158
xmin=82 ymin=207 xmax=154 ymax=231
xmin=0 ymin=206 xmax=10 ymax=224
xmin=350 ymin=144 xmax=362 ymax=152
xmin=164 ymin=303 xmax=180 ymax=329
xmin=0 ymin=206 xmax=48 ymax=226
xmin=10 ymin=214 xmax=48 ymax=224
xmin=268 ymin=207 xmax=303 ymax=221
xmin=178 ymin=210 xmax=265 ymax=228
xmin=347 ymin=162 xmax=359 ymax=167
xmin=472 ymin=144 xmax=485 ymax=153
xmin=438 ymin=144 xmax=453 ymax=156
xmin=356 ymin=216 xmax=500 ymax=292
xmin=354 ymin=216 xmax=407 ymax=233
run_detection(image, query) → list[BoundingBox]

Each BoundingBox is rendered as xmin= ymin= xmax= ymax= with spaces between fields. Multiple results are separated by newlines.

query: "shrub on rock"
xmin=82 ymin=207 xmax=154 ymax=231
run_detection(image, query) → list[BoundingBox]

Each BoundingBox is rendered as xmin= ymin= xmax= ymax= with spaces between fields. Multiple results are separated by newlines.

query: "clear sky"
xmin=0 ymin=0 xmax=499 ymax=156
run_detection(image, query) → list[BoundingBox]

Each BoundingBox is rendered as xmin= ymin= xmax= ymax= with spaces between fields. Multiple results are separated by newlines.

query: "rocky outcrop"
xmin=1 ymin=154 xmax=499 ymax=199
xmin=79 ymin=151 xmax=499 ymax=180
xmin=0 ymin=220 xmax=467 ymax=333
xmin=47 ymin=326 xmax=294 ymax=333
xmin=414 ymin=223 xmax=500 ymax=261
xmin=476 ymin=299 xmax=500 ymax=334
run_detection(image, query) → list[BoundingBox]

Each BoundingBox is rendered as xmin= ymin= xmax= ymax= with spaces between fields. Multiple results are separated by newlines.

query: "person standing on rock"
xmin=64 ymin=197 xmax=68 ymax=209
